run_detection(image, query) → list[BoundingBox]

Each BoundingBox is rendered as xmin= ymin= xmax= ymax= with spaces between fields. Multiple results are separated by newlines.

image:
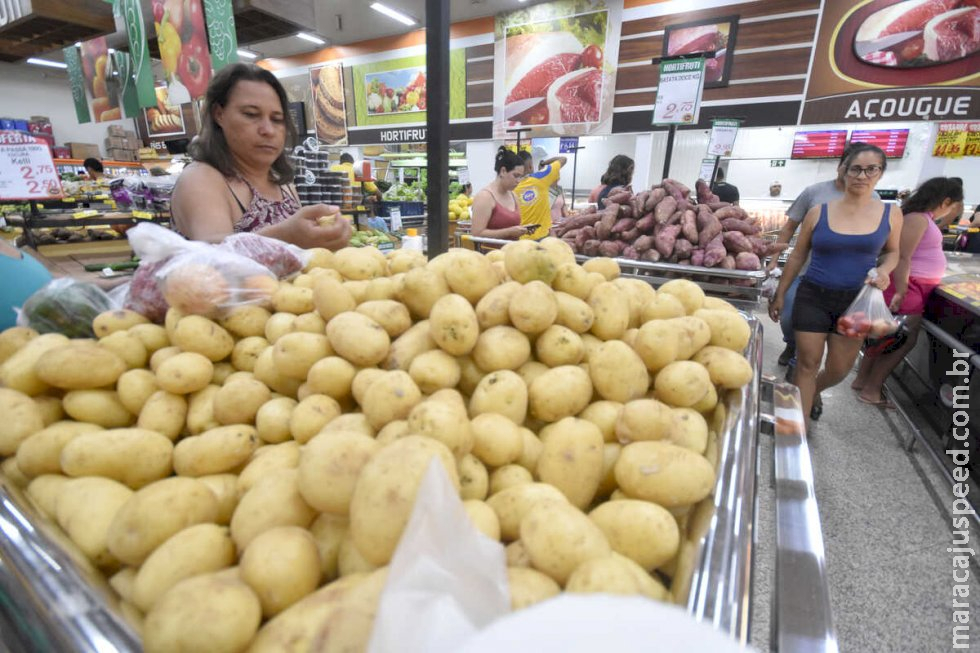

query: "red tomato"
xmin=582 ymin=45 xmax=604 ymax=69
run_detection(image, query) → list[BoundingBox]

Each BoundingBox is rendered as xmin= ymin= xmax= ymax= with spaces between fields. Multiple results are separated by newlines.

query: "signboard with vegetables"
xmin=80 ymin=37 xmax=121 ymax=123
xmin=365 ymin=67 xmax=426 ymax=114
xmin=152 ymin=0 xmax=213 ymax=103
xmin=351 ymin=53 xmax=467 ymax=126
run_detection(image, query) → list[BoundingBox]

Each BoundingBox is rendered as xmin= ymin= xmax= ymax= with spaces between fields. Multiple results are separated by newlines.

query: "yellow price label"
xmin=62 ymin=197 xmax=76 ymax=202
xmin=106 ymin=200 xmax=116 ymax=209
xmin=132 ymin=210 xmax=154 ymax=220
xmin=94 ymin=194 xmax=110 ymax=200
xmin=73 ymin=210 xmax=99 ymax=219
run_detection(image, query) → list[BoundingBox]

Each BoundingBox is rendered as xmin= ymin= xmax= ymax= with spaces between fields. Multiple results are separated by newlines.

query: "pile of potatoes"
xmin=0 ymin=238 xmax=754 ymax=653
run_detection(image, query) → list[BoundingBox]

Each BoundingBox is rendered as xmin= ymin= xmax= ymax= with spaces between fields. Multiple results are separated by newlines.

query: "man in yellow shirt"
xmin=330 ymin=153 xmax=381 ymax=201
xmin=515 ymin=150 xmax=566 ymax=240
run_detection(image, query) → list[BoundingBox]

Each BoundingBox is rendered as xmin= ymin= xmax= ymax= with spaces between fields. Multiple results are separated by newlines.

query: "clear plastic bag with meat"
xmin=837 ymin=271 xmax=900 ymax=339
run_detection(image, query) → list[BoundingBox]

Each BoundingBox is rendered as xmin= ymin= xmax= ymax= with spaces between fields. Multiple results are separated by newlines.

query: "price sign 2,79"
xmin=0 ymin=133 xmax=64 ymax=201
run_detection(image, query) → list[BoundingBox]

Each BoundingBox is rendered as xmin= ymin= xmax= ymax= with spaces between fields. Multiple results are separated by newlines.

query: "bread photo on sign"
xmin=313 ymin=65 xmax=347 ymax=144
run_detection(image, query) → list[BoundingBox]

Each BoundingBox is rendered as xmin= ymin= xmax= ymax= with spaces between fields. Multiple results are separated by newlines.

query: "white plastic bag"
xmin=368 ymin=460 xmax=510 ymax=653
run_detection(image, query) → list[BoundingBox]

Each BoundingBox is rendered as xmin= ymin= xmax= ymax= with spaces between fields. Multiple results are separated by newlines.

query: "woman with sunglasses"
xmin=769 ymin=143 xmax=903 ymax=423
xmin=851 ymin=177 xmax=964 ymax=408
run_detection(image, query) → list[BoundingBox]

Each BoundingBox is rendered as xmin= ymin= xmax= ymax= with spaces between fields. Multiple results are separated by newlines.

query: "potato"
xmin=132 ymin=523 xmax=236 ymax=612
xmin=528 ymin=365 xmax=592 ymax=422
xmin=551 ymin=262 xmax=591 ymax=300
xmin=582 ymin=257 xmax=620 ymax=281
xmin=253 ymin=346 xmax=302 ymax=396
xmin=667 ymin=316 xmax=712 ymax=360
xmin=615 ymin=441 xmax=715 ymax=508
xmin=509 ymin=281 xmax=558 ymax=335
xmin=534 ymin=325 xmax=585 ymax=367
xmin=360 ymin=371 xmax=422 ymax=430
xmin=520 ymin=502 xmax=611 ymax=585
xmin=354 ymin=300 xmax=411 ymax=338
xmin=565 ymin=553 xmax=668 ymax=600
xmin=293 ymin=311 xmax=327 ymax=334
xmin=255 ymin=396 xmax=297 ymax=444
xmin=472 ymin=326 xmax=530 ymax=372
xmin=199 ymin=474 xmax=239 ymax=525
xmin=658 ymin=278 xmax=705 ymax=315
xmin=467 ymin=369 xmax=528 ymax=425
xmin=507 ymin=567 xmax=561 ymax=610
xmin=155 ymin=352 xmax=214 ymax=395
xmin=0 ymin=333 xmax=69 ymax=395
xmin=35 ymin=343 xmax=126 ymax=389
xmin=594 ymin=442 xmax=621 ymax=499
xmin=220 ymin=305 xmax=272 ymax=339
xmin=263 ymin=312 xmax=296 ymax=344
xmin=702 ymin=296 xmax=739 ymax=312
xmin=641 ymin=294 xmax=686 ymax=321
xmin=26 ymin=474 xmax=70 ymax=518
xmin=475 ymin=281 xmax=520 ymax=329
xmin=551 ymin=292 xmax=594 ymax=336
xmin=270 ymin=332 xmax=329 ymax=380
xmin=149 ymin=345 xmax=180 ymax=372
xmin=537 ymin=238 xmax=575 ymax=269
xmin=143 ymin=572 xmax=261 ymax=653
xmin=577 ymin=401 xmax=622 ymax=443
xmin=669 ymin=408 xmax=709 ymax=453
xmin=632 ymin=320 xmax=679 ymax=374
xmin=462 ymin=500 xmax=501 ymax=540
xmin=613 ymin=278 xmax=657 ymax=329
xmin=338 ymin=532 xmax=379 ymax=576
xmin=241 ymin=526 xmax=321 ymax=617
xmin=654 ymin=361 xmax=712 ymax=408
xmin=63 ymin=390 xmax=135 ymax=428
xmin=516 ymin=428 xmax=544 ymax=472
xmin=516 ymin=360 xmax=548 ymax=388
xmin=56 ymin=477 xmax=133 ymax=568
xmin=236 ymin=442 xmax=301 ymax=499
xmin=304 ymin=247 xmax=335 ymax=271
xmin=406 ymin=349 xmax=459 ymax=394
xmin=454 ymin=355 xmax=483 ymax=395
xmin=16 ymin=421 xmax=102 ymax=478
xmin=1 ymin=457 xmax=28 ymax=488
xmin=173 ymin=424 xmax=259 ymax=477
xmin=94 ymin=309 xmax=149 ymax=337
xmin=487 ymin=483 xmax=568 ymax=541
xmin=537 ymin=418 xmax=604 ymax=509
xmin=272 ymin=285 xmax=314 ymax=314
xmin=504 ymin=240 xmax=557 ymax=284
xmin=231 ymin=469 xmax=316 ymax=552
xmin=349 ymin=435 xmax=459 ymax=566
xmin=60 ymin=427 xmax=172 ymax=489
xmin=589 ymin=500 xmax=680 ymax=571
xmin=471 ymin=413 xmax=523 ymax=467
xmin=588 ymin=340 xmax=649 ymax=403
xmin=0 ymin=388 xmax=45 ymax=456
xmin=287 ymin=394 xmax=340 ymax=444
xmin=445 ymin=250 xmax=499 ymax=303
xmin=506 ymin=541 xmax=532 ymax=568
xmin=171 ymin=315 xmax=234 ymax=363
xmin=400 ymin=267 xmax=451 ymax=319
xmin=117 ymin=369 xmax=159 ymax=415
xmin=384 ymin=320 xmax=436 ymax=371
xmin=312 ymin=275 xmax=356 ymax=321
xmin=588 ymin=282 xmax=630 ymax=341
xmin=692 ymin=308 xmax=751 ymax=352
xmin=615 ymin=398 xmax=673 ymax=444
xmin=304 ymin=357 xmax=355 ymax=402
xmin=691 ymin=382 xmax=718 ymax=415
xmin=364 ymin=276 xmax=399 ymax=302
xmin=309 ymin=513 xmax=347 ymax=582
xmin=334 ymin=247 xmax=386 ymax=280
xmin=99 ymin=330 xmax=149 ymax=370
xmin=212 ymin=378 xmax=271 ymax=426
xmin=137 ymin=391 xmax=188 ymax=440
xmin=321 ymin=413 xmax=375 ymax=438
xmin=110 ymin=567 xmax=137 ymax=604
xmin=488 ymin=464 xmax=533 ymax=496
xmin=299 ymin=431 xmax=380 ymax=515
xmin=327 ymin=312 xmax=390 ymax=367
xmin=407 ymin=398 xmax=473 ymax=458
xmin=693 ymin=346 xmax=754 ymax=389
xmin=459 ymin=453 xmax=489 ymax=501
xmin=427 ymin=293 xmax=481 ymax=358
xmin=186 ymin=385 xmax=221 ymax=435
xmin=0 ymin=326 xmax=37 ymax=365
xmin=107 ymin=477 xmax=219 ymax=566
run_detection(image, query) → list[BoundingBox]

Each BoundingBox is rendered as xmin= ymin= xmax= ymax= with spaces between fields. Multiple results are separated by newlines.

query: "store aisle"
xmin=750 ymin=315 xmax=980 ymax=653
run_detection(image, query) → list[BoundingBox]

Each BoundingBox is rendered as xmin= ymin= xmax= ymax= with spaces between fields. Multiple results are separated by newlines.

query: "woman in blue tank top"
xmin=769 ymin=144 xmax=903 ymax=424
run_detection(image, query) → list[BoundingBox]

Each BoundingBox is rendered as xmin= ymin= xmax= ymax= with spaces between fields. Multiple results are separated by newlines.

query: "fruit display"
xmin=0 ymin=239 xmax=756 ymax=652
xmin=449 ymin=194 xmax=472 ymax=222
xmin=382 ymin=181 xmax=425 ymax=202
xmin=349 ymin=227 xmax=396 ymax=248
xmin=555 ymin=178 xmax=786 ymax=271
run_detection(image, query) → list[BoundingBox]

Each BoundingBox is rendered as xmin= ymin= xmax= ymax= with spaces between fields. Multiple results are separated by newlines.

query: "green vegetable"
xmin=20 ymin=278 xmax=114 ymax=338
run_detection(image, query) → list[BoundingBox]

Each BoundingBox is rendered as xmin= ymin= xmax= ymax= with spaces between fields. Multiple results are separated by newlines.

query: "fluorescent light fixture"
xmin=370 ymin=2 xmax=417 ymax=26
xmin=296 ymin=32 xmax=326 ymax=45
xmin=26 ymin=58 xmax=67 ymax=69
xmin=237 ymin=49 xmax=259 ymax=59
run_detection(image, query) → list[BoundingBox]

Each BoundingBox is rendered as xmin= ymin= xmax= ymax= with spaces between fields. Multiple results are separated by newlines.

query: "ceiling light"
xmin=27 ymin=58 xmax=67 ymax=69
xmin=237 ymin=49 xmax=259 ymax=59
xmin=370 ymin=2 xmax=417 ymax=26
xmin=296 ymin=32 xmax=326 ymax=45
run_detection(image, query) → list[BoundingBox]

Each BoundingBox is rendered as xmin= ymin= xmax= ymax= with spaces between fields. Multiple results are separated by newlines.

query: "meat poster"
xmin=801 ymin=0 xmax=980 ymax=124
xmin=493 ymin=0 xmax=624 ymax=139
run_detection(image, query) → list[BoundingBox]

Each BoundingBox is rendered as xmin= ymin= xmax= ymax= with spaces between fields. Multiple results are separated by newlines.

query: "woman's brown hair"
xmin=189 ymin=63 xmax=297 ymax=183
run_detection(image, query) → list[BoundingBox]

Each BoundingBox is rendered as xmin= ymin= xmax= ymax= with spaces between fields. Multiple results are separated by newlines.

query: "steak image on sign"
xmin=662 ymin=16 xmax=739 ymax=88
xmin=855 ymin=0 xmax=979 ymax=67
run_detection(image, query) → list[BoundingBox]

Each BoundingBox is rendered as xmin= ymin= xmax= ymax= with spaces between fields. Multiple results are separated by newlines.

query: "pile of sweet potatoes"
xmin=554 ymin=179 xmax=786 ymax=271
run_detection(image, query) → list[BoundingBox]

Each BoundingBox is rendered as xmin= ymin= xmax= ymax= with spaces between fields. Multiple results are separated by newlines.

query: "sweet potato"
xmin=621 ymin=228 xmax=640 ymax=242
xmin=703 ymin=234 xmax=726 ymax=268
xmin=611 ymin=218 xmax=637 ymax=234
xmin=667 ymin=211 xmax=683 ymax=226
xmin=663 ymin=178 xmax=691 ymax=201
xmin=653 ymin=196 xmax=677 ymax=224
xmin=696 ymin=179 xmax=720 ymax=204
xmin=607 ymin=187 xmax=633 ymax=205
xmin=599 ymin=240 xmax=626 ymax=258
xmin=748 ymin=236 xmax=768 ymax=257
xmin=720 ymin=255 xmax=736 ymax=270
xmin=633 ymin=235 xmax=655 ymax=253
xmin=619 ymin=204 xmax=634 ymax=220
xmin=622 ymin=246 xmax=640 ymax=260
xmin=680 ymin=210 xmax=698 ymax=242
xmin=671 ymin=238 xmax=693 ymax=261
xmin=721 ymin=218 xmax=761 ymax=235
xmin=635 ymin=190 xmax=650 ymax=210
xmin=722 ymin=230 xmax=754 ymax=254
xmin=644 ymin=188 xmax=667 ymax=212
xmin=708 ymin=202 xmax=731 ymax=212
xmin=556 ymin=212 xmax=601 ymax=236
xmin=642 ymin=249 xmax=662 ymax=263
xmin=602 ymin=202 xmax=620 ymax=216
xmin=583 ymin=240 xmax=601 ymax=257
xmin=735 ymin=252 xmax=761 ymax=270
xmin=690 ymin=248 xmax=705 ymax=267
xmin=596 ymin=221 xmax=613 ymax=240
xmin=655 ymin=224 xmax=681 ymax=258
xmin=580 ymin=204 xmax=598 ymax=215
xmin=574 ymin=229 xmax=591 ymax=251
xmin=636 ymin=213 xmax=656 ymax=234
xmin=580 ymin=225 xmax=596 ymax=240
xmin=631 ymin=198 xmax=644 ymax=218
xmin=600 ymin=209 xmax=618 ymax=231
xmin=696 ymin=207 xmax=723 ymax=247
xmin=677 ymin=200 xmax=693 ymax=213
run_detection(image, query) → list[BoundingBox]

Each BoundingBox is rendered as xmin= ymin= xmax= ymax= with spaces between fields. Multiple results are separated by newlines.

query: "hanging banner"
xmin=152 ymin=0 xmax=213 ymax=103
xmin=113 ymin=50 xmax=141 ymax=119
xmin=311 ymin=64 xmax=349 ymax=145
xmin=203 ymin=0 xmax=238 ymax=71
xmin=493 ymin=0 xmax=625 ymax=139
xmin=0 ymin=132 xmax=63 ymax=201
xmin=121 ymin=0 xmax=157 ymax=108
xmin=801 ymin=0 xmax=980 ymax=124
xmin=62 ymin=46 xmax=92 ymax=125
xmin=80 ymin=37 xmax=120 ymax=122
xmin=933 ymin=122 xmax=970 ymax=158
xmin=706 ymin=118 xmax=740 ymax=157
xmin=652 ymin=58 xmax=706 ymax=126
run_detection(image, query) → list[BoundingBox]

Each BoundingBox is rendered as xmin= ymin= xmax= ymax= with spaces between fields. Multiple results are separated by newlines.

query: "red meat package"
xmin=836 ymin=279 xmax=899 ymax=339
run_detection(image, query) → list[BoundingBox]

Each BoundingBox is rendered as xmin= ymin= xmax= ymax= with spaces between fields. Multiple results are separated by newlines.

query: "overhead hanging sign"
xmin=706 ymin=118 xmax=740 ymax=156
xmin=0 ymin=132 xmax=63 ymax=201
xmin=652 ymin=58 xmax=706 ymax=126
xmin=203 ymin=0 xmax=239 ymax=71
xmin=113 ymin=50 xmax=141 ymax=119
xmin=62 ymin=45 xmax=91 ymax=124
xmin=559 ymin=137 xmax=579 ymax=153
xmin=933 ymin=122 xmax=976 ymax=159
xmin=121 ymin=0 xmax=157 ymax=108
xmin=152 ymin=0 xmax=213 ymax=102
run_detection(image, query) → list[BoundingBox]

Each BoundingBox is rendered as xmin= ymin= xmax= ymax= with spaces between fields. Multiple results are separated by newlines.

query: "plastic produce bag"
xmin=837 ymin=271 xmax=899 ymax=339
xmin=368 ymin=461 xmax=510 ymax=653
xmin=219 ymin=232 xmax=308 ymax=279
xmin=761 ymin=268 xmax=781 ymax=299
xmin=17 ymin=278 xmax=114 ymax=338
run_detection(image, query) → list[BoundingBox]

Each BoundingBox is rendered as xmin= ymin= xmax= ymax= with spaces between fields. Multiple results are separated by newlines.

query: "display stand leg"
xmin=24 ymin=200 xmax=39 ymax=249
xmin=710 ymin=155 xmax=721 ymax=186
xmin=662 ymin=125 xmax=677 ymax=179
xmin=569 ymin=145 xmax=584 ymax=211
xmin=425 ymin=0 xmax=450 ymax=257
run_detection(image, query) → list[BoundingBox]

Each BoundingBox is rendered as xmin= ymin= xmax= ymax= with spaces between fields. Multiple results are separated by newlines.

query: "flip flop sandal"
xmin=856 ymin=395 xmax=896 ymax=410
xmin=810 ymin=397 xmax=823 ymax=421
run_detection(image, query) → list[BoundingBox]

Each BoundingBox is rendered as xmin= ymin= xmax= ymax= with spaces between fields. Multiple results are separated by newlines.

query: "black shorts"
xmin=792 ymin=279 xmax=861 ymax=334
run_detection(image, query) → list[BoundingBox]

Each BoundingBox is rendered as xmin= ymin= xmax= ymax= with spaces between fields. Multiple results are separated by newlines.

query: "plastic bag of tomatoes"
xmin=836 ymin=279 xmax=899 ymax=339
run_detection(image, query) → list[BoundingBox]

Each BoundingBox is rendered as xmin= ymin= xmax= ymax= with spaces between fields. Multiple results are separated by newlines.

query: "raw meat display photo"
xmin=662 ymin=16 xmax=739 ymax=87
xmin=855 ymin=0 xmax=980 ymax=68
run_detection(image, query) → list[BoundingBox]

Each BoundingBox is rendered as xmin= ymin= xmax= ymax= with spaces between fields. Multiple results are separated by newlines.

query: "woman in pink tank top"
xmin=471 ymin=147 xmax=529 ymax=240
xmin=852 ymin=177 xmax=964 ymax=407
